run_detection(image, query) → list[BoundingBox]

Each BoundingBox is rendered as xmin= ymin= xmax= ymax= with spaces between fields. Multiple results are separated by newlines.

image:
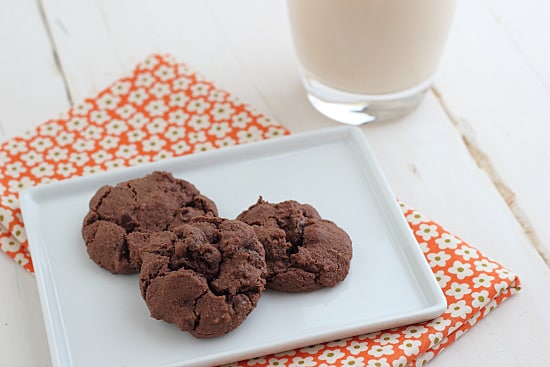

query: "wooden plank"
xmin=0 ymin=255 xmax=51 ymax=367
xmin=0 ymin=0 xmax=67 ymax=365
xmin=40 ymin=0 xmax=286 ymax=118
xmin=435 ymin=0 xmax=550 ymax=258
xmin=38 ymin=0 xmax=335 ymax=129
xmin=38 ymin=0 xmax=125 ymax=101
xmin=485 ymin=0 xmax=550 ymax=89
xmin=0 ymin=0 xmax=70 ymax=139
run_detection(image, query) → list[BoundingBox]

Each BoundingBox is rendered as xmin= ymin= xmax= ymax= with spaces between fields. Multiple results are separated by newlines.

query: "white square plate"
xmin=20 ymin=126 xmax=446 ymax=367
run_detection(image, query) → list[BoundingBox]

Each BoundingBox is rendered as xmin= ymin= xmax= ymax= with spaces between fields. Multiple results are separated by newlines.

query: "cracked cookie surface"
xmin=81 ymin=171 xmax=218 ymax=274
xmin=138 ymin=217 xmax=267 ymax=338
xmin=237 ymin=198 xmax=352 ymax=292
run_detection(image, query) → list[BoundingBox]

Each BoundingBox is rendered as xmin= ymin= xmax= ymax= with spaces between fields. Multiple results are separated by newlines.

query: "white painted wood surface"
xmin=1 ymin=0 xmax=549 ymax=366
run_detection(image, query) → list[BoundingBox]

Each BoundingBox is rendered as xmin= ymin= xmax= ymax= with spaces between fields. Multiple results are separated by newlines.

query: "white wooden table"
xmin=1 ymin=1 xmax=549 ymax=366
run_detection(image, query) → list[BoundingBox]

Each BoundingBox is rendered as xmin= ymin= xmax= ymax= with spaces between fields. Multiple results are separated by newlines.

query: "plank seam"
xmin=0 ymin=120 xmax=5 ymax=140
xmin=431 ymin=85 xmax=550 ymax=268
xmin=35 ymin=0 xmax=73 ymax=105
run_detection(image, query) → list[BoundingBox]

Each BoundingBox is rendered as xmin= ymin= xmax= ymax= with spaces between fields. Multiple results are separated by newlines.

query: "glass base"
xmin=302 ymin=75 xmax=431 ymax=125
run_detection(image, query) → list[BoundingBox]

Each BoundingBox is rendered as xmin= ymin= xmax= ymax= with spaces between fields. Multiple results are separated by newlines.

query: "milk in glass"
xmin=287 ymin=0 xmax=457 ymax=124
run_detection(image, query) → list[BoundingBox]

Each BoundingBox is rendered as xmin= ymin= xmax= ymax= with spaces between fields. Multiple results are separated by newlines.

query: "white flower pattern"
xmin=128 ymin=88 xmax=149 ymax=105
xmin=445 ymin=282 xmax=472 ymax=300
xmin=145 ymin=100 xmax=169 ymax=116
xmin=348 ymin=341 xmax=369 ymax=355
xmin=319 ymin=349 xmax=345 ymax=364
xmin=448 ymin=261 xmax=474 ymax=280
xmin=435 ymin=233 xmax=461 ymax=249
xmin=472 ymin=273 xmax=495 ymax=288
xmin=415 ymin=224 xmax=439 ymax=241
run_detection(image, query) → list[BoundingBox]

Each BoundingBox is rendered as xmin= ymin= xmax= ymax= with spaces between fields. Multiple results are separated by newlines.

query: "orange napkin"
xmin=0 ymin=54 xmax=289 ymax=272
xmin=0 ymin=54 xmax=520 ymax=366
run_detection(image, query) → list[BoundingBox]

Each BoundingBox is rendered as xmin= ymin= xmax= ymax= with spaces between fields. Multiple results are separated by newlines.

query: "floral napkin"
xmin=0 ymin=54 xmax=520 ymax=366
xmin=0 ymin=54 xmax=289 ymax=272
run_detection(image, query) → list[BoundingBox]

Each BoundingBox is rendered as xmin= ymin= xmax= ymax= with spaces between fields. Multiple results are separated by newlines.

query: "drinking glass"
xmin=287 ymin=0 xmax=457 ymax=124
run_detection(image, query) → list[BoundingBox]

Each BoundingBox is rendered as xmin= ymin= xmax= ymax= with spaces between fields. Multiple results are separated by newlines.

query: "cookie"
xmin=81 ymin=171 xmax=218 ymax=274
xmin=236 ymin=198 xmax=352 ymax=292
xmin=138 ymin=217 xmax=267 ymax=338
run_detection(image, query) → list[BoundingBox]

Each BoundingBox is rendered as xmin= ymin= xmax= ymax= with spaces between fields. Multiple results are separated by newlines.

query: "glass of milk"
xmin=287 ymin=0 xmax=457 ymax=124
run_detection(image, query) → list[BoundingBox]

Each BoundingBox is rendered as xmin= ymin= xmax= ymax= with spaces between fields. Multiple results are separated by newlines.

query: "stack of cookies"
xmin=82 ymin=171 xmax=352 ymax=338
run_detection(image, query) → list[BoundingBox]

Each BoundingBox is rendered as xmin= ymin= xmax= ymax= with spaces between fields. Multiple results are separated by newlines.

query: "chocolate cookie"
xmin=138 ymin=217 xmax=267 ymax=338
xmin=82 ymin=171 xmax=218 ymax=274
xmin=236 ymin=198 xmax=352 ymax=292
